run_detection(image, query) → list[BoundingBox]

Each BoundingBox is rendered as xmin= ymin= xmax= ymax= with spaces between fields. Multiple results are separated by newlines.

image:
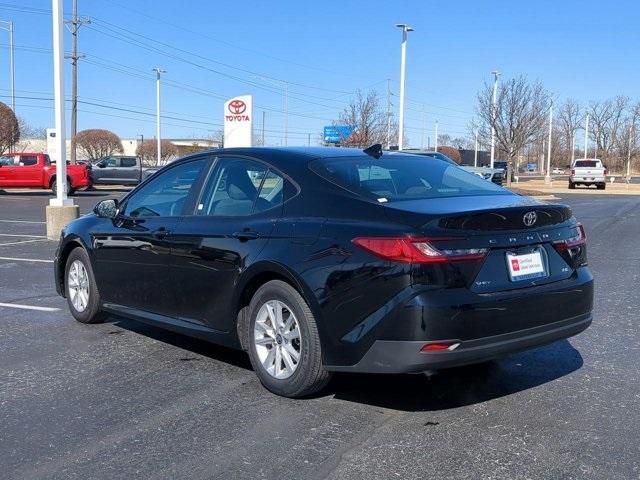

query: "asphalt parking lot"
xmin=1 ymin=189 xmax=639 ymax=480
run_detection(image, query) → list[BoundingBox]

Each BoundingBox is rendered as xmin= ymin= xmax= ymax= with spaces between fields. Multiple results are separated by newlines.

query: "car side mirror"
xmin=94 ymin=199 xmax=119 ymax=218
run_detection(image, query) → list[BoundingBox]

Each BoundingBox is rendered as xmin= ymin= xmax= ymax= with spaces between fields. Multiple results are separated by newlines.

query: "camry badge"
xmin=523 ymin=211 xmax=538 ymax=227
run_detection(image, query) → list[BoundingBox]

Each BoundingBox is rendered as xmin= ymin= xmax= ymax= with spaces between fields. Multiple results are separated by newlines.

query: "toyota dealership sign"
xmin=224 ymin=95 xmax=253 ymax=147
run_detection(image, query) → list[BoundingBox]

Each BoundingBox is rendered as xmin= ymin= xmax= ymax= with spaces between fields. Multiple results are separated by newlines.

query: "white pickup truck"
xmin=569 ymin=159 xmax=607 ymax=190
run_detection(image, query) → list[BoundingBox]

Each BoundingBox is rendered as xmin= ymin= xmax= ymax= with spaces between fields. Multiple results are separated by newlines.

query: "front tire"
xmin=246 ymin=280 xmax=331 ymax=398
xmin=64 ymin=248 xmax=106 ymax=324
xmin=51 ymin=178 xmax=72 ymax=196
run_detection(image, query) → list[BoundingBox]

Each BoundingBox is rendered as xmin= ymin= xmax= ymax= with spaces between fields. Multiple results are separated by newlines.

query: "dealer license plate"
xmin=506 ymin=250 xmax=547 ymax=281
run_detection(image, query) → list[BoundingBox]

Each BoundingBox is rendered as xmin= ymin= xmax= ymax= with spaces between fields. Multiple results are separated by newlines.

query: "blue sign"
xmin=323 ymin=125 xmax=353 ymax=143
xmin=527 ymin=163 xmax=537 ymax=172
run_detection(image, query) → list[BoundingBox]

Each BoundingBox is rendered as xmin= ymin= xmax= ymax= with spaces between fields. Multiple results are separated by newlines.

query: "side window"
xmin=121 ymin=158 xmax=137 ymax=168
xmin=103 ymin=157 xmax=117 ymax=167
xmin=254 ymin=170 xmax=284 ymax=213
xmin=197 ymin=158 xmax=284 ymax=216
xmin=197 ymin=158 xmax=267 ymax=216
xmin=123 ymin=158 xmax=206 ymax=218
xmin=18 ymin=156 xmax=38 ymax=166
xmin=0 ymin=155 xmax=15 ymax=166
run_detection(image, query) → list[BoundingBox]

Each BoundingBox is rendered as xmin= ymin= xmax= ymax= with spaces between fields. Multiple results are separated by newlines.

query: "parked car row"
xmin=0 ymin=152 xmax=166 ymax=194
xmin=0 ymin=152 xmax=91 ymax=194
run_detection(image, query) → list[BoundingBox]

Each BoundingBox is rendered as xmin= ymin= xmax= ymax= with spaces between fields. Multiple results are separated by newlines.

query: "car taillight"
xmin=571 ymin=169 xmax=575 ymax=175
xmin=553 ymin=223 xmax=586 ymax=252
xmin=352 ymin=237 xmax=488 ymax=264
xmin=604 ymin=168 xmax=608 ymax=175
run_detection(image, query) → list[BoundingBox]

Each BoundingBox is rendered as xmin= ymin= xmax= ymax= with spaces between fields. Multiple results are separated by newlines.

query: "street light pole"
xmin=46 ymin=0 xmax=79 ymax=239
xmin=0 ymin=20 xmax=15 ymax=112
xmin=474 ymin=129 xmax=479 ymax=167
xmin=490 ymin=70 xmax=501 ymax=168
xmin=626 ymin=123 xmax=634 ymax=180
xmin=545 ymin=101 xmax=553 ymax=184
xmin=434 ymin=120 xmax=439 ymax=152
xmin=386 ymin=78 xmax=392 ymax=149
xmin=396 ymin=23 xmax=413 ymax=151
xmin=152 ymin=68 xmax=165 ymax=166
xmin=583 ymin=113 xmax=590 ymax=159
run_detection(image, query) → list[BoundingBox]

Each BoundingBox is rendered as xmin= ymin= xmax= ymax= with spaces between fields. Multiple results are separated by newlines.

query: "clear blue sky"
xmin=1 ymin=0 xmax=639 ymax=146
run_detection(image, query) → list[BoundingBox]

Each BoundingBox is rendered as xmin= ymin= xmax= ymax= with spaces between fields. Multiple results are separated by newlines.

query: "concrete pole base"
xmin=46 ymin=204 xmax=80 ymax=240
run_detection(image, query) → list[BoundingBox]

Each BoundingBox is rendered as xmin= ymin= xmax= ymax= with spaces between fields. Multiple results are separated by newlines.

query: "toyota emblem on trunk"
xmin=523 ymin=211 xmax=537 ymax=227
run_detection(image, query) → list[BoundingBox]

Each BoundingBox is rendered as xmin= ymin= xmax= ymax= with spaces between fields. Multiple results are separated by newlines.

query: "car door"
xmin=118 ymin=157 xmax=140 ymax=184
xmin=14 ymin=155 xmax=41 ymax=186
xmin=92 ymin=157 xmax=208 ymax=317
xmin=169 ymin=156 xmax=285 ymax=332
xmin=0 ymin=155 xmax=17 ymax=185
xmin=96 ymin=157 xmax=118 ymax=184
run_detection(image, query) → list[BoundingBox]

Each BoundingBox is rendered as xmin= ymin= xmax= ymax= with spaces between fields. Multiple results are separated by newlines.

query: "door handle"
xmin=151 ymin=228 xmax=171 ymax=239
xmin=232 ymin=230 xmax=259 ymax=241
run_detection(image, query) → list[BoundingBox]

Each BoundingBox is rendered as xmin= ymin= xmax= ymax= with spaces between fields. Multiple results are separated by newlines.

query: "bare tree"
xmin=0 ymin=101 xmax=20 ymax=154
xmin=336 ymin=90 xmax=394 ymax=148
xmin=589 ymin=96 xmax=629 ymax=163
xmin=557 ymin=99 xmax=581 ymax=164
xmin=450 ymin=137 xmax=469 ymax=149
xmin=136 ymin=139 xmax=178 ymax=166
xmin=74 ymin=129 xmax=123 ymax=161
xmin=614 ymin=101 xmax=640 ymax=176
xmin=472 ymin=75 xmax=551 ymax=163
xmin=437 ymin=133 xmax=452 ymax=147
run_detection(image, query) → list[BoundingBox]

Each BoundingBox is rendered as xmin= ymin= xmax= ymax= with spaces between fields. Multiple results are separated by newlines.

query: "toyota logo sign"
xmin=228 ymin=99 xmax=247 ymax=115
xmin=523 ymin=211 xmax=538 ymax=227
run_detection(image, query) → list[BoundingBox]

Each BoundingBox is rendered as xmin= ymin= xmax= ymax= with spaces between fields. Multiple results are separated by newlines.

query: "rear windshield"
xmin=574 ymin=160 xmax=599 ymax=167
xmin=309 ymin=155 xmax=511 ymax=201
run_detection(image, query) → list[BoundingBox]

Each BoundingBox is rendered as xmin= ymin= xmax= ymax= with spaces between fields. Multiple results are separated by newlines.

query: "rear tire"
xmin=597 ymin=183 xmax=606 ymax=190
xmin=568 ymin=181 xmax=576 ymax=189
xmin=64 ymin=248 xmax=107 ymax=324
xmin=246 ymin=280 xmax=331 ymax=398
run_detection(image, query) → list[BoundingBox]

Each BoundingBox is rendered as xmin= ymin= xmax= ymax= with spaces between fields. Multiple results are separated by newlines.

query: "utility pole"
xmin=65 ymin=0 xmax=90 ymax=164
xmin=571 ymin=133 xmax=576 ymax=164
xmin=434 ymin=120 xmax=439 ymax=152
xmin=490 ymin=70 xmax=501 ymax=168
xmin=0 ymin=20 xmax=14 ymax=112
xmin=386 ymin=78 xmax=392 ymax=149
xmin=261 ymin=110 xmax=265 ymax=146
xmin=421 ymin=104 xmax=426 ymax=150
xmin=583 ymin=113 xmax=590 ymax=159
xmin=396 ymin=24 xmax=413 ymax=150
xmin=474 ymin=129 xmax=479 ymax=167
xmin=307 ymin=133 xmax=311 ymax=147
xmin=626 ymin=123 xmax=634 ymax=180
xmin=284 ymin=82 xmax=288 ymax=146
xmin=545 ymin=101 xmax=553 ymax=184
xmin=152 ymin=68 xmax=166 ymax=166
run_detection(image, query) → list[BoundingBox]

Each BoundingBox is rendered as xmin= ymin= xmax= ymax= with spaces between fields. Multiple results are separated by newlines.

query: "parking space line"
xmin=0 ymin=256 xmax=53 ymax=263
xmin=0 ymin=234 xmax=47 ymax=238
xmin=0 ymin=302 xmax=60 ymax=312
xmin=0 ymin=239 xmax=51 ymax=246
xmin=0 ymin=220 xmax=45 ymax=224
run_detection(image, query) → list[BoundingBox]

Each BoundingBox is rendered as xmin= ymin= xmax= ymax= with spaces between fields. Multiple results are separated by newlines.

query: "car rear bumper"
xmin=325 ymin=267 xmax=593 ymax=373
xmin=571 ymin=177 xmax=605 ymax=183
xmin=327 ymin=312 xmax=591 ymax=373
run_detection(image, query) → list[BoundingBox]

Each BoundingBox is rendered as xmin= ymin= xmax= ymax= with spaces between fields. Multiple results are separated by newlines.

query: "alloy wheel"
xmin=253 ymin=300 xmax=302 ymax=379
xmin=68 ymin=260 xmax=90 ymax=313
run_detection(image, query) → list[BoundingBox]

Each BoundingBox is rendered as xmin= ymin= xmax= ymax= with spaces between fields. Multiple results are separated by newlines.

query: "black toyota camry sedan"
xmin=54 ymin=146 xmax=593 ymax=397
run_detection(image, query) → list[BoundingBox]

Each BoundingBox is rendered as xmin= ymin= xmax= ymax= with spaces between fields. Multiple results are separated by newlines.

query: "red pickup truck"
xmin=0 ymin=152 xmax=91 ymax=195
